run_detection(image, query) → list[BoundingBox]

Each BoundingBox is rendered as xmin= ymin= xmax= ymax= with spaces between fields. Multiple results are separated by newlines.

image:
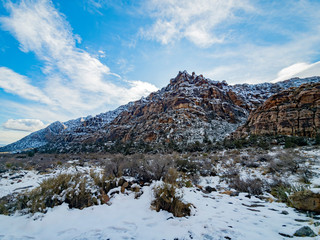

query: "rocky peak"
xmin=168 ymin=71 xmax=212 ymax=90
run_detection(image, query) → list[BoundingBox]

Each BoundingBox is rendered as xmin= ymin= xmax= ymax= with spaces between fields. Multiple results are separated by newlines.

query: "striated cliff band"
xmin=232 ymin=83 xmax=320 ymax=139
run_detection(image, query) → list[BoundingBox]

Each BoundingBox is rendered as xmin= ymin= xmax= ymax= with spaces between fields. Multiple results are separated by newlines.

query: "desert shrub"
xmin=271 ymin=183 xmax=308 ymax=206
xmin=25 ymin=174 xmax=101 ymax=212
xmin=268 ymin=151 xmax=300 ymax=174
xmin=243 ymin=160 xmax=260 ymax=168
xmin=151 ymin=183 xmax=191 ymax=217
xmin=284 ymin=136 xmax=308 ymax=148
xmin=107 ymin=154 xmax=126 ymax=177
xmin=229 ymin=176 xmax=264 ymax=195
xmin=151 ymin=166 xmax=192 ymax=217
xmin=27 ymin=150 xmax=35 ymax=157
xmin=164 ymin=168 xmax=179 ymax=185
xmin=5 ymin=162 xmax=12 ymax=169
xmin=103 ymin=154 xmax=174 ymax=182
xmin=1 ymin=172 xmax=118 ymax=215
xmin=221 ymin=168 xmax=239 ymax=182
xmin=297 ymin=167 xmax=313 ymax=184
xmin=175 ymin=159 xmax=198 ymax=175
xmin=90 ymin=170 xmax=116 ymax=194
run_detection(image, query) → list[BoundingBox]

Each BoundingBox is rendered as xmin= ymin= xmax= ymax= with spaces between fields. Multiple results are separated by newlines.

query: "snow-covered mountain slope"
xmin=52 ymin=72 xmax=319 ymax=150
xmin=1 ymin=72 xmax=319 ymax=152
xmin=0 ymin=103 xmax=133 ymax=152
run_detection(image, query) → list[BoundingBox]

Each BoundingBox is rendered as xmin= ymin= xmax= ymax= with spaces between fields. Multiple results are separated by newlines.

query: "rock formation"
xmin=233 ymin=83 xmax=320 ymax=138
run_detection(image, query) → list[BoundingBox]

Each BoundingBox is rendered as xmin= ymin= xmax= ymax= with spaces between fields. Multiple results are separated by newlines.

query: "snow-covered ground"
xmin=0 ymin=148 xmax=320 ymax=239
xmin=0 ymin=181 xmax=318 ymax=240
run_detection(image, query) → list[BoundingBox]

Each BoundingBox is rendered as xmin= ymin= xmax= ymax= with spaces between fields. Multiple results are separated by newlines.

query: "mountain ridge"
xmin=1 ymin=72 xmax=320 ymax=153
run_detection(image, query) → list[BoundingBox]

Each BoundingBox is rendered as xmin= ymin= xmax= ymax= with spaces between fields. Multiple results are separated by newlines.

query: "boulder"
xmin=290 ymin=190 xmax=320 ymax=213
xmin=294 ymin=226 xmax=316 ymax=237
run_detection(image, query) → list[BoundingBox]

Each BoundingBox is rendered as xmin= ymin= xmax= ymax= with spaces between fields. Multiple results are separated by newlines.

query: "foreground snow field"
xmin=0 ymin=148 xmax=320 ymax=239
xmin=0 ymin=182 xmax=319 ymax=240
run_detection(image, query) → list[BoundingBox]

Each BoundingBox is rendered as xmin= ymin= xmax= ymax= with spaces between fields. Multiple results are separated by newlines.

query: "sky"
xmin=0 ymin=0 xmax=320 ymax=146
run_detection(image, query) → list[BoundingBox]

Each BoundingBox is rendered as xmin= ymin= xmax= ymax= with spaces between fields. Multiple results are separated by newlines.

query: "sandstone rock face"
xmin=102 ymin=71 xmax=249 ymax=144
xmin=233 ymin=83 xmax=320 ymax=138
xmin=290 ymin=190 xmax=320 ymax=213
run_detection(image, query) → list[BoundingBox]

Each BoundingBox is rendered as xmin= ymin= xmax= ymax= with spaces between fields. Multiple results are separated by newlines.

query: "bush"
xmin=229 ymin=176 xmax=264 ymax=195
xmin=268 ymin=151 xmax=300 ymax=174
xmin=151 ymin=183 xmax=191 ymax=217
xmin=175 ymin=159 xmax=198 ymax=175
xmin=22 ymin=174 xmax=101 ymax=213
xmin=271 ymin=183 xmax=308 ymax=207
xmin=284 ymin=136 xmax=308 ymax=148
xmin=164 ymin=168 xmax=179 ymax=185
xmin=1 ymin=172 xmax=119 ymax=215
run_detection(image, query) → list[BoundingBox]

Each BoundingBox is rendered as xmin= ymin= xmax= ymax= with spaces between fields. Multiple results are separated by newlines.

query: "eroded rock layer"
xmin=233 ymin=83 xmax=320 ymax=138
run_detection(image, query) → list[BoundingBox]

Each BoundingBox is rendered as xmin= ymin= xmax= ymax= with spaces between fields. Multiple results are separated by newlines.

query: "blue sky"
xmin=0 ymin=0 xmax=320 ymax=145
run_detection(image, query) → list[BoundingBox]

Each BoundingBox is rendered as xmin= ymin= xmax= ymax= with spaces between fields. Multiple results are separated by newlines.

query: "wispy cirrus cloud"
xmin=0 ymin=0 xmax=157 ymax=116
xmin=140 ymin=0 xmax=253 ymax=48
xmin=0 ymin=67 xmax=52 ymax=104
xmin=140 ymin=0 xmax=320 ymax=83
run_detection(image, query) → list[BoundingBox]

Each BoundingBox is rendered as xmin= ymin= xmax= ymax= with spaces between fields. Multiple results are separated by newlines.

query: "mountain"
xmin=0 ymin=103 xmax=133 ymax=152
xmin=1 ymin=71 xmax=320 ymax=152
xmin=232 ymin=82 xmax=320 ymax=139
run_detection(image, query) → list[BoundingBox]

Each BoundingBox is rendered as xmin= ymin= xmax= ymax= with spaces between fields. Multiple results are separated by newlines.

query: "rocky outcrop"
xmin=233 ymin=83 xmax=320 ymax=138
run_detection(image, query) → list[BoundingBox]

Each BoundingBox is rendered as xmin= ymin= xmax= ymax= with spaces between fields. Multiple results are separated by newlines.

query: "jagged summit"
xmin=168 ymin=71 xmax=224 ymax=89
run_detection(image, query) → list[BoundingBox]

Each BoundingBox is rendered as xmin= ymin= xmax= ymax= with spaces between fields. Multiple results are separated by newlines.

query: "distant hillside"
xmin=0 ymin=103 xmax=133 ymax=152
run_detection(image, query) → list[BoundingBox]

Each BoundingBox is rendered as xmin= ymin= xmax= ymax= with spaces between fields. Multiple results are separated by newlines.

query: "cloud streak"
xmin=0 ymin=67 xmax=52 ymax=104
xmin=0 ymin=0 xmax=157 ymax=117
xmin=141 ymin=0 xmax=253 ymax=47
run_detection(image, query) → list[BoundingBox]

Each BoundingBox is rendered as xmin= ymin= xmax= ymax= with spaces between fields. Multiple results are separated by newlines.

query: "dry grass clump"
xmin=17 ymin=173 xmax=101 ymax=213
xmin=151 ymin=168 xmax=192 ymax=217
xmin=152 ymin=183 xmax=191 ymax=217
xmin=271 ymin=183 xmax=308 ymax=207
xmin=229 ymin=176 xmax=264 ymax=195
xmin=1 ymin=172 xmax=122 ymax=215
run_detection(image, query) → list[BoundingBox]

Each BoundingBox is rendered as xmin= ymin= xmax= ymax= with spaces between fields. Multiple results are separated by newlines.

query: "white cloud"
xmin=121 ymin=80 xmax=159 ymax=104
xmin=0 ymin=67 xmax=53 ymax=104
xmin=98 ymin=50 xmax=106 ymax=58
xmin=3 ymin=119 xmax=47 ymax=132
xmin=0 ymin=0 xmax=158 ymax=145
xmin=202 ymin=25 xmax=320 ymax=84
xmin=0 ymin=0 xmax=157 ymax=115
xmin=141 ymin=0 xmax=253 ymax=47
xmin=272 ymin=61 xmax=320 ymax=83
